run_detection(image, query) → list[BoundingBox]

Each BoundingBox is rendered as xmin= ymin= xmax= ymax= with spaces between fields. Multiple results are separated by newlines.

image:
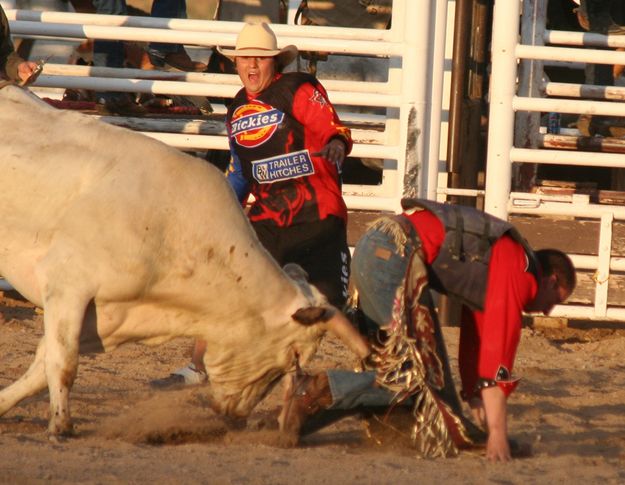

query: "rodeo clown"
xmin=279 ymin=199 xmax=576 ymax=462
xmin=222 ymin=21 xmax=352 ymax=302
xmin=151 ymin=21 xmax=355 ymax=388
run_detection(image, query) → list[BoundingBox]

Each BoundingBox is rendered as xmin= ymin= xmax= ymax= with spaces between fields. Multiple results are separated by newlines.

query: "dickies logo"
xmin=230 ymin=102 xmax=284 ymax=148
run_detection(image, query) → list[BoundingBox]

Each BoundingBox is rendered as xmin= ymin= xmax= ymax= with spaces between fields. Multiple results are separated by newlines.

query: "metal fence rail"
xmin=7 ymin=1 xmax=450 ymax=213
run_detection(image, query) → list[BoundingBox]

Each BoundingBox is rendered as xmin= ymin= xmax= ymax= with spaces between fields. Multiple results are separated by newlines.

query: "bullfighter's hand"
xmin=313 ymin=139 xmax=347 ymax=171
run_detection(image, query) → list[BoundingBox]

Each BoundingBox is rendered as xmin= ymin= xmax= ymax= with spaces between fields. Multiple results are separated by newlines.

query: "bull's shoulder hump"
xmin=0 ymin=85 xmax=55 ymax=111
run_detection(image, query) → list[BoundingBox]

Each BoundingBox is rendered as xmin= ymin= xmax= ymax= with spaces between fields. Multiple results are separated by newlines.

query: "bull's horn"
xmin=291 ymin=307 xmax=370 ymax=360
xmin=325 ymin=310 xmax=370 ymax=360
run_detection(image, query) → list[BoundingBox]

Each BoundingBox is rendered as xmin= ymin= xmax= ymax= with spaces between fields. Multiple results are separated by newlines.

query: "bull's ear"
xmin=291 ymin=306 xmax=331 ymax=325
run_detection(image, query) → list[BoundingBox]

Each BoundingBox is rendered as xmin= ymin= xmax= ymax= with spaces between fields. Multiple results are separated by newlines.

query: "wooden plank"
xmin=347 ymin=210 xmax=384 ymax=247
xmin=351 ymin=213 xmax=625 ymax=256
xmin=510 ymin=215 xmax=600 ymax=254
xmin=540 ymin=133 xmax=625 ymax=153
xmin=532 ymin=316 xmax=568 ymax=328
xmin=512 ymin=214 xmax=625 ymax=257
xmin=567 ymin=270 xmax=625 ymax=307
xmin=598 ymin=190 xmax=625 ymax=205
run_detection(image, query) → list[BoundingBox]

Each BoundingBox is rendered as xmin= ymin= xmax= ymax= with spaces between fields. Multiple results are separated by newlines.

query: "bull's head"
xmin=205 ymin=263 xmax=369 ymax=419
xmin=284 ymin=263 xmax=368 ymax=358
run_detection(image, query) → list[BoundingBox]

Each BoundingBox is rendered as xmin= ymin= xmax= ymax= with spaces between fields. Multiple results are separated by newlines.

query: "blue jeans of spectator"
xmin=92 ymin=0 xmax=127 ymax=101
xmin=91 ymin=1 xmax=188 ymax=100
xmin=149 ymin=0 xmax=187 ymax=56
xmin=92 ymin=1 xmax=187 ymax=62
xmin=92 ymin=0 xmax=127 ymax=69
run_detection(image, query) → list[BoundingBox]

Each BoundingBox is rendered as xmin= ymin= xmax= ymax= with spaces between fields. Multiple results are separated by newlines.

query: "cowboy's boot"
xmin=578 ymin=0 xmax=625 ymax=35
xmin=277 ymin=372 xmax=333 ymax=447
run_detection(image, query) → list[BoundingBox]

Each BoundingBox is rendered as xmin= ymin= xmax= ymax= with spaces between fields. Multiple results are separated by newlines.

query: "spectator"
xmin=0 ymin=4 xmax=37 ymax=83
xmin=575 ymin=0 xmax=625 ymax=35
xmin=142 ymin=0 xmax=207 ymax=72
xmin=92 ymin=0 xmax=206 ymax=115
xmin=573 ymin=0 xmax=625 ymax=139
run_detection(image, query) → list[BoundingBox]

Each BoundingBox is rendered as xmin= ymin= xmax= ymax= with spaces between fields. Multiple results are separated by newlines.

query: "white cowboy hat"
xmin=217 ymin=22 xmax=298 ymax=67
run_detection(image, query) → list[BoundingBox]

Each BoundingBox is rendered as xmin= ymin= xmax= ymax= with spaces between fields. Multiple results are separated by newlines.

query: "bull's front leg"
xmin=42 ymin=294 xmax=90 ymax=436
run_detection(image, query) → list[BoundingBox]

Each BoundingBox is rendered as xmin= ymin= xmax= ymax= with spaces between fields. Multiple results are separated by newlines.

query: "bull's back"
xmin=0 ymin=86 xmax=234 ymax=223
xmin=0 ymin=86 xmax=294 ymax=311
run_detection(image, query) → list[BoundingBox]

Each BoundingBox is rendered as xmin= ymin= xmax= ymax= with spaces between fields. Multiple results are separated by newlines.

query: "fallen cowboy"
xmin=279 ymin=199 xmax=576 ymax=461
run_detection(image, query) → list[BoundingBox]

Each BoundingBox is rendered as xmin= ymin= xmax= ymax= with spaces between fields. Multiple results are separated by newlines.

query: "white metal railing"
xmin=7 ymin=1 xmax=450 ymax=214
xmin=486 ymin=0 xmax=625 ymax=320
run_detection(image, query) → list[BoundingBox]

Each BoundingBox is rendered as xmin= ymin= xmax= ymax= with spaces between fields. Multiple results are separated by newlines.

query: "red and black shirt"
xmin=226 ymin=72 xmax=352 ymax=227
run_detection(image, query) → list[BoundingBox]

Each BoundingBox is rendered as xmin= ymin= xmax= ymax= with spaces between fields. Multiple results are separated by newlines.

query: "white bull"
xmin=0 ymin=85 xmax=366 ymax=436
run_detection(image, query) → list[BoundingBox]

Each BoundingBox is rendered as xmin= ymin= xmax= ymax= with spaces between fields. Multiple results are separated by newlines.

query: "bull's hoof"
xmin=48 ymin=422 xmax=75 ymax=438
xmin=221 ymin=415 xmax=247 ymax=431
xmin=247 ymin=412 xmax=279 ymax=431
xmin=48 ymin=434 xmax=68 ymax=444
xmin=275 ymin=431 xmax=300 ymax=448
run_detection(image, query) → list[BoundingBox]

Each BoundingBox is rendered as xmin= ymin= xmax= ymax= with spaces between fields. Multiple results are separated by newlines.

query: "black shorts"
xmin=252 ymin=215 xmax=350 ymax=308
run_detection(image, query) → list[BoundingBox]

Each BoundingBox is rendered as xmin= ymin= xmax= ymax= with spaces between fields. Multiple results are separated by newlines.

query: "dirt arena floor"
xmin=1 ymin=291 xmax=625 ymax=484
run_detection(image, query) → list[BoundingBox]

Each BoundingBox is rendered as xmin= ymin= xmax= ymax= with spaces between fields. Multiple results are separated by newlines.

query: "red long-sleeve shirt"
xmin=405 ymin=209 xmax=538 ymax=398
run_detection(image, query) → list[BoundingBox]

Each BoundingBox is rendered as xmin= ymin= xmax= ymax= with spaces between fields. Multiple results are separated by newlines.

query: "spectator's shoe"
xmin=96 ymin=94 xmax=147 ymax=117
xmin=277 ymin=371 xmax=333 ymax=447
xmin=148 ymin=49 xmax=207 ymax=72
xmin=149 ymin=363 xmax=209 ymax=389
xmin=606 ymin=22 xmax=625 ymax=36
xmin=576 ymin=1 xmax=625 ymax=35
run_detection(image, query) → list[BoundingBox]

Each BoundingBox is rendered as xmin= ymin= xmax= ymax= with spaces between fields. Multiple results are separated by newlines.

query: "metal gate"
xmin=485 ymin=0 xmax=625 ymax=320
xmin=6 ymin=0 xmax=452 ymax=213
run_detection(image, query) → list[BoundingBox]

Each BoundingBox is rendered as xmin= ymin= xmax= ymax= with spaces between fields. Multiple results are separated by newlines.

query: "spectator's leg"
xmin=581 ymin=0 xmax=625 ymax=35
xmin=147 ymin=0 xmax=206 ymax=71
xmin=577 ymin=0 xmax=623 ymax=136
xmin=91 ymin=0 xmax=146 ymax=115
xmin=149 ymin=0 xmax=186 ymax=56
xmin=91 ymin=0 xmax=126 ymax=69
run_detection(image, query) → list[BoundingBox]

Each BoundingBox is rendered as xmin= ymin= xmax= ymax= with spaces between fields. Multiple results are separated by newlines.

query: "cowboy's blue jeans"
xmin=352 ymin=224 xmax=416 ymax=329
xmin=327 ymin=226 xmax=416 ymax=410
xmin=326 ymin=370 xmax=404 ymax=409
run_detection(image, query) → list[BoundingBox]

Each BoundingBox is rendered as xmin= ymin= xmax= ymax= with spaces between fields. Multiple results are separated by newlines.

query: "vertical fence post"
xmin=425 ymin=0 xmax=450 ymax=201
xmin=594 ymin=213 xmax=613 ymax=318
xmin=513 ymin=0 xmax=546 ymax=191
xmin=287 ymin=0 xmax=299 ymax=24
xmin=515 ymin=0 xmax=545 ymax=150
xmin=484 ymin=0 xmax=521 ymax=219
xmin=396 ymin=0 xmax=430 ymax=202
